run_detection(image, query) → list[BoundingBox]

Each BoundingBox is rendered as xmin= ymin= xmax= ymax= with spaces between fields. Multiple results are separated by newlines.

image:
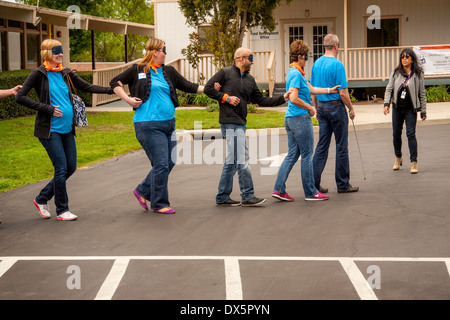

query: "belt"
xmin=318 ymin=100 xmax=342 ymax=106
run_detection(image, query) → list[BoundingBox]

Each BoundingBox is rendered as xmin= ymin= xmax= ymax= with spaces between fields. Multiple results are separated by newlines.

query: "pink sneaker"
xmin=272 ymin=191 xmax=294 ymax=202
xmin=305 ymin=191 xmax=329 ymax=201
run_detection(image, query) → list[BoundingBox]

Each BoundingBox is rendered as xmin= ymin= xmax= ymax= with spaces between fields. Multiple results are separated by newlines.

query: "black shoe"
xmin=317 ymin=186 xmax=328 ymax=193
xmin=241 ymin=197 xmax=266 ymax=207
xmin=337 ymin=185 xmax=359 ymax=193
xmin=216 ymin=199 xmax=241 ymax=206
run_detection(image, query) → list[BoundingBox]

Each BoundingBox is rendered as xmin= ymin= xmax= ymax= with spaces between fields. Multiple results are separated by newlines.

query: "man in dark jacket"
xmin=204 ymin=47 xmax=289 ymax=207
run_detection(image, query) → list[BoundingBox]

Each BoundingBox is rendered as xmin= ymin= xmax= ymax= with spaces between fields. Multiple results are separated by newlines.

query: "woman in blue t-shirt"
xmin=111 ymin=38 xmax=210 ymax=214
xmin=16 ymin=39 xmax=114 ymax=221
xmin=273 ymin=40 xmax=339 ymax=202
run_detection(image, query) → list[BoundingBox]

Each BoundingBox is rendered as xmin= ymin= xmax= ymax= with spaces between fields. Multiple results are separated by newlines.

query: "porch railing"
xmin=166 ymin=50 xmax=277 ymax=96
xmin=91 ymin=59 xmax=141 ymax=107
xmin=339 ymin=45 xmax=450 ymax=81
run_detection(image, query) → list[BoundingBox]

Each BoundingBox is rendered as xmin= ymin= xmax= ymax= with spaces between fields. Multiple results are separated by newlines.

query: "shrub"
xmin=192 ymin=93 xmax=216 ymax=106
xmin=426 ymin=85 xmax=450 ymax=103
xmin=206 ymin=102 xmax=219 ymax=112
xmin=248 ymin=103 xmax=258 ymax=113
xmin=0 ymin=69 xmax=94 ymax=119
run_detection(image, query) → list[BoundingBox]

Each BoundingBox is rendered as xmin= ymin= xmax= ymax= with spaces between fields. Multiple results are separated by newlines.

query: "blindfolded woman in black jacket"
xmin=16 ymin=39 xmax=114 ymax=221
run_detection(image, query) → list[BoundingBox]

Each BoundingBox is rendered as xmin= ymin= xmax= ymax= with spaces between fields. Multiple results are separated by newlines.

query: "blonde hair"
xmin=289 ymin=40 xmax=309 ymax=62
xmin=40 ymin=39 xmax=62 ymax=62
xmin=139 ymin=38 xmax=165 ymax=73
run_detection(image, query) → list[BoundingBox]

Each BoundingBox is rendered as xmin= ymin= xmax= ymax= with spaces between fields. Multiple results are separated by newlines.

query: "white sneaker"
xmin=33 ymin=200 xmax=51 ymax=219
xmin=57 ymin=211 xmax=78 ymax=221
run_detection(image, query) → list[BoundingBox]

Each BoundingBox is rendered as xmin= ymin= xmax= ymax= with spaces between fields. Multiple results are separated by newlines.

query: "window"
xmin=367 ymin=18 xmax=399 ymax=47
xmin=0 ymin=31 xmax=6 ymax=71
xmin=289 ymin=26 xmax=304 ymax=45
xmin=27 ymin=33 xmax=39 ymax=68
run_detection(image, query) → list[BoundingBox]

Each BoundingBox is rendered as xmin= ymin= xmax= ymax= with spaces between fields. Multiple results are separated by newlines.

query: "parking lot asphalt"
xmin=1 ymin=102 xmax=450 ymax=303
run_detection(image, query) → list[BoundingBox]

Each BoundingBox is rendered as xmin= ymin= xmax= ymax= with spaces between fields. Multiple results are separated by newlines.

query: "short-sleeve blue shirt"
xmin=48 ymin=71 xmax=73 ymax=134
xmin=310 ymin=56 xmax=347 ymax=102
xmin=285 ymin=67 xmax=310 ymax=117
xmin=133 ymin=67 xmax=175 ymax=123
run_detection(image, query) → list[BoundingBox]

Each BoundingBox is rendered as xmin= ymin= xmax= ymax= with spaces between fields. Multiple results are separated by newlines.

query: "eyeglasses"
xmin=401 ymin=54 xmax=411 ymax=60
xmin=299 ymin=54 xmax=308 ymax=61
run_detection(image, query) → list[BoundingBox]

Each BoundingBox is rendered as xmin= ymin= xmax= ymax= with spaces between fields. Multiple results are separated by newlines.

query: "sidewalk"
xmin=88 ymin=99 xmax=450 ymax=133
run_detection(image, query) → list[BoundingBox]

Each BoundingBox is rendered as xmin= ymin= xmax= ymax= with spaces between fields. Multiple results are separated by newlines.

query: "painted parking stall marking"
xmin=0 ymin=256 xmax=449 ymax=300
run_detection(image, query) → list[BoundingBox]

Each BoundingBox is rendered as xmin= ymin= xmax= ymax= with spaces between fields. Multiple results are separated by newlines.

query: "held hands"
xmin=228 ymin=96 xmax=240 ymax=106
xmin=127 ymin=97 xmax=143 ymax=108
xmin=284 ymin=90 xmax=293 ymax=101
xmin=329 ymin=85 xmax=341 ymax=93
xmin=11 ymin=85 xmax=23 ymax=96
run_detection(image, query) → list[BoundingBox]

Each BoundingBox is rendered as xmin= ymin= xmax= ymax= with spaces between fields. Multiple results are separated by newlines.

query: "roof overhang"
xmin=0 ymin=1 xmax=154 ymax=36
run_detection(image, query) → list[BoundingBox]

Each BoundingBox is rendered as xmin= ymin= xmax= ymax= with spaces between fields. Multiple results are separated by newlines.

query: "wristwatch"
xmin=226 ymin=96 xmax=231 ymax=103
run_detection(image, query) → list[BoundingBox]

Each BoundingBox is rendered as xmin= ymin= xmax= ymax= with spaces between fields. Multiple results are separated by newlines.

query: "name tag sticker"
xmin=138 ymin=73 xmax=146 ymax=80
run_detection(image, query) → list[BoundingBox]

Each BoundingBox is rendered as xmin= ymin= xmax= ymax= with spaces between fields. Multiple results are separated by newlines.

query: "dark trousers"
xmin=37 ymin=132 xmax=77 ymax=215
xmin=392 ymin=107 xmax=418 ymax=162
xmin=313 ymin=100 xmax=351 ymax=191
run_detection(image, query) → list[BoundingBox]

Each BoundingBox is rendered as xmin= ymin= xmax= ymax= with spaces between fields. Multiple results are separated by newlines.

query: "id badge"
xmin=400 ymin=90 xmax=406 ymax=99
xmin=138 ymin=73 xmax=146 ymax=80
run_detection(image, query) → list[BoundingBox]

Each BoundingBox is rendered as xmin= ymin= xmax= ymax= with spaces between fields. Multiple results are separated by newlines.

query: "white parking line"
xmin=224 ymin=257 xmax=243 ymax=300
xmin=94 ymin=258 xmax=130 ymax=300
xmin=339 ymin=258 xmax=378 ymax=300
xmin=0 ymin=258 xmax=17 ymax=278
xmin=1 ymin=256 xmax=449 ymax=300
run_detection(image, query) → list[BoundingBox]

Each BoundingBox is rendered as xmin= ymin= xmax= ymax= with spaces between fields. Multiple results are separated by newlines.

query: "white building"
xmin=154 ymin=0 xmax=450 ymax=96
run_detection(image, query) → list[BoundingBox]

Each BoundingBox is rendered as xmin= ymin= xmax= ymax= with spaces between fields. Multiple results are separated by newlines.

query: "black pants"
xmin=392 ymin=107 xmax=418 ymax=162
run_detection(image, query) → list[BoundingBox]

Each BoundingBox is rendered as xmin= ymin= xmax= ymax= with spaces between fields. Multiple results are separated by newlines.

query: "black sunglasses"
xmin=401 ymin=54 xmax=411 ymax=59
xmin=158 ymin=46 xmax=166 ymax=55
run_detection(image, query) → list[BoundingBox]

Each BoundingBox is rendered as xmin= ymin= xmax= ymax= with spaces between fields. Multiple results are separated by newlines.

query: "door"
xmin=284 ymin=21 xmax=333 ymax=80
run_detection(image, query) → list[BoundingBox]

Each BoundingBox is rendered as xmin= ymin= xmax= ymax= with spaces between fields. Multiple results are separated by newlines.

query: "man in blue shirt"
xmin=310 ymin=34 xmax=359 ymax=193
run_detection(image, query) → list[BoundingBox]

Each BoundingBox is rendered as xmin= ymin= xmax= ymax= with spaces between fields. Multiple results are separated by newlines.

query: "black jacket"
xmin=204 ymin=64 xmax=285 ymax=125
xmin=16 ymin=65 xmax=113 ymax=139
xmin=110 ymin=64 xmax=199 ymax=109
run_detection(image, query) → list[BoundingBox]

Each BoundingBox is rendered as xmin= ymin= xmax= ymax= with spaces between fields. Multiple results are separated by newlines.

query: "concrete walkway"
xmin=88 ymin=99 xmax=450 ymax=129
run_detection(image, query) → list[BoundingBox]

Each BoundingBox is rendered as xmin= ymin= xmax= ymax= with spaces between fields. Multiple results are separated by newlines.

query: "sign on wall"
xmin=250 ymin=24 xmax=280 ymax=40
xmin=413 ymin=45 xmax=450 ymax=75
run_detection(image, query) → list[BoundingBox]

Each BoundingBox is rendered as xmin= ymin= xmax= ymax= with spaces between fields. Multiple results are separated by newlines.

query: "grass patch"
xmin=0 ymin=108 xmax=314 ymax=192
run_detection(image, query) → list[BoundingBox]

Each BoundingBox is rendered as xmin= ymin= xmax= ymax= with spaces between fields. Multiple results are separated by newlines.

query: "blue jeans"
xmin=274 ymin=114 xmax=317 ymax=197
xmin=392 ymin=107 xmax=418 ymax=162
xmin=37 ymin=132 xmax=77 ymax=215
xmin=313 ymin=101 xmax=351 ymax=191
xmin=134 ymin=119 xmax=177 ymax=210
xmin=216 ymin=124 xmax=254 ymax=203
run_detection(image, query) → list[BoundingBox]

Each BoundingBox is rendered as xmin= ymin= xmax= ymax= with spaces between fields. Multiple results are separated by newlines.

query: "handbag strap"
xmin=66 ymin=73 xmax=78 ymax=96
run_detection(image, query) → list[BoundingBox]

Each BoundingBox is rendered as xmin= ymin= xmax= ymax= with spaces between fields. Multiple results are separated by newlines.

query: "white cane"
xmin=351 ymin=119 xmax=367 ymax=180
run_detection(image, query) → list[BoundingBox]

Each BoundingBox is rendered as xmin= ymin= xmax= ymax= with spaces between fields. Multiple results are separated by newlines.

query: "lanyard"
xmin=402 ymin=71 xmax=412 ymax=88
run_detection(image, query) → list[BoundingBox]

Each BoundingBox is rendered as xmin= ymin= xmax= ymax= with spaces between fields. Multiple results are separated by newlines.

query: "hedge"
xmin=0 ymin=69 xmax=94 ymax=119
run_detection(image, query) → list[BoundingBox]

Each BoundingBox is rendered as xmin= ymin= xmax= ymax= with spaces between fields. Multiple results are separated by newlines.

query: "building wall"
xmin=155 ymin=0 xmax=450 ymax=83
xmin=154 ymin=0 xmax=195 ymax=63
xmin=350 ymin=0 xmax=450 ymax=47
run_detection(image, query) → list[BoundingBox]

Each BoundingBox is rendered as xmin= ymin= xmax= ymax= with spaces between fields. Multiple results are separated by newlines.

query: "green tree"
xmin=18 ymin=0 xmax=153 ymax=62
xmin=179 ymin=0 xmax=292 ymax=68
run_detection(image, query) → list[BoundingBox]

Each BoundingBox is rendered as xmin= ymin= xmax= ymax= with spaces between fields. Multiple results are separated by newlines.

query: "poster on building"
xmin=250 ymin=24 xmax=280 ymax=40
xmin=413 ymin=46 xmax=450 ymax=75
